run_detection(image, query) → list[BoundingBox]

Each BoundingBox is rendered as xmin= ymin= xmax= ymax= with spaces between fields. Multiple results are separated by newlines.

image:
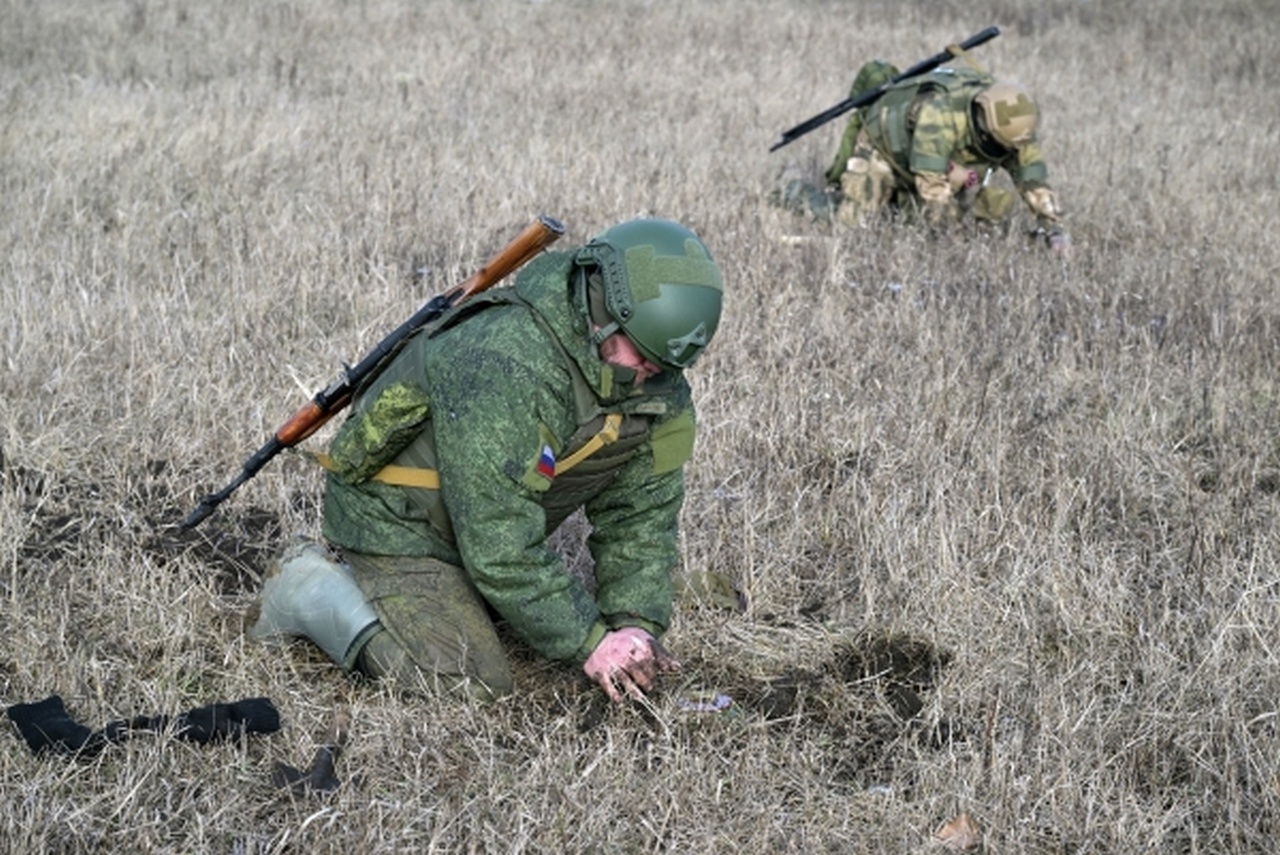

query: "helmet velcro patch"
xmin=994 ymin=93 xmax=1036 ymax=127
xmin=623 ymin=242 xmax=723 ymax=303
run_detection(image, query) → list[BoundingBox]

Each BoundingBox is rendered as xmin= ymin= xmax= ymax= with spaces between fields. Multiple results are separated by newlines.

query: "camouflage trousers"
xmin=836 ymin=134 xmax=1016 ymax=229
xmin=770 ymin=164 xmax=1014 ymax=231
xmin=344 ymin=551 xmax=514 ymax=701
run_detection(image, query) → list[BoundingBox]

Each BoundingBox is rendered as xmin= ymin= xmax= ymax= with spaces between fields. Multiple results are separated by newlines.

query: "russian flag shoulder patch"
xmin=536 ymin=444 xmax=556 ymax=479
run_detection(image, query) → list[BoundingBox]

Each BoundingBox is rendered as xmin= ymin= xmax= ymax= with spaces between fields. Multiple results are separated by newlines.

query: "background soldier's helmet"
xmin=973 ymin=81 xmax=1039 ymax=150
xmin=575 ymin=218 xmax=724 ymax=370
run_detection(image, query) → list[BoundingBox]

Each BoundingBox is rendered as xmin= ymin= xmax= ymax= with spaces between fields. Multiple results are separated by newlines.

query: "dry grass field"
xmin=3 ymin=0 xmax=1280 ymax=851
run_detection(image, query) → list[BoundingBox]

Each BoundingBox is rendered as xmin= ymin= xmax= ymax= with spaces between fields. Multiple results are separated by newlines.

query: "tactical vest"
xmin=319 ymin=286 xmax=682 ymax=545
xmin=863 ymin=67 xmax=993 ymax=165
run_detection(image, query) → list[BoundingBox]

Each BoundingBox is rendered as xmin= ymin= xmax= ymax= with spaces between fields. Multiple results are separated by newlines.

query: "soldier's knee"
xmin=837 ymin=156 xmax=892 ymax=226
xmin=355 ymin=626 xmax=513 ymax=701
xmin=469 ymin=668 xmax=514 ymax=702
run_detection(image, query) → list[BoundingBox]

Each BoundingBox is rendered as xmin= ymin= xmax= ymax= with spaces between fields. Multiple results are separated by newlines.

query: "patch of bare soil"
xmin=553 ymin=628 xmax=955 ymax=788
xmin=2 ymin=451 xmax=281 ymax=595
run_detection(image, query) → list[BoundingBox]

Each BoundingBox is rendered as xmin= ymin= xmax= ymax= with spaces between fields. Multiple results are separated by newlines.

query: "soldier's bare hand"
xmin=583 ymin=628 xmax=680 ymax=703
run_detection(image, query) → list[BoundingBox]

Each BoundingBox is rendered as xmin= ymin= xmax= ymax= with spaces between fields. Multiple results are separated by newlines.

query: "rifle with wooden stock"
xmin=179 ymin=215 xmax=566 ymax=529
xmin=768 ymin=26 xmax=1001 ymax=152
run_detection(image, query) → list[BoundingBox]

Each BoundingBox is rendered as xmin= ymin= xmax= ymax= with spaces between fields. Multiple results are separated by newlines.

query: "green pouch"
xmin=973 ymin=186 xmax=1016 ymax=222
xmin=649 ymin=410 xmax=695 ymax=474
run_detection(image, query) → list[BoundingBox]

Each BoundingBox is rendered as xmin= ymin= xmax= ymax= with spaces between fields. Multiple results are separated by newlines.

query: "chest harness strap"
xmin=311 ymin=412 xmax=624 ymax=488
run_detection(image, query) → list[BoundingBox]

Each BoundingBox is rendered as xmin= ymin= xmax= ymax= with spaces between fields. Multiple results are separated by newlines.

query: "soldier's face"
xmin=598 ymin=332 xmax=661 ymax=383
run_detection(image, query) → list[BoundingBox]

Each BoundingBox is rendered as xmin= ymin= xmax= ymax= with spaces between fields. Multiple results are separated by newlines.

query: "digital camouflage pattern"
xmin=837 ymin=64 xmax=1065 ymax=233
xmin=321 ymin=250 xmax=695 ymax=665
xmin=345 ymin=551 xmax=514 ymax=698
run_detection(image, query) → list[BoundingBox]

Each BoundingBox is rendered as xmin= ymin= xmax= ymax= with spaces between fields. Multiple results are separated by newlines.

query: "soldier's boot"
xmin=247 ymin=540 xmax=381 ymax=671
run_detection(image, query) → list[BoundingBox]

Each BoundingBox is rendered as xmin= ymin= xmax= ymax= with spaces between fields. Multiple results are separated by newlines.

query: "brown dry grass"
xmin=3 ymin=0 xmax=1280 ymax=852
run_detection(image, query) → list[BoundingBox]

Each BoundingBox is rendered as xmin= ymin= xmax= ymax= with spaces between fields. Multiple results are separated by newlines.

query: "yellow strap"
xmin=554 ymin=413 xmax=622 ymax=475
xmin=945 ymin=43 xmax=987 ymax=75
xmin=311 ymin=453 xmax=441 ymax=489
xmin=308 ymin=412 xmax=624 ymax=488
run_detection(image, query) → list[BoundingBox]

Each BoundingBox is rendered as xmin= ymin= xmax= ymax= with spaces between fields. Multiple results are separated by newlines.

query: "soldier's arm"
xmin=431 ymin=345 xmax=608 ymax=663
xmin=581 ymin=416 xmax=691 ymax=640
xmin=907 ymin=95 xmax=964 ymax=227
xmin=1009 ymin=140 xmax=1067 ymax=233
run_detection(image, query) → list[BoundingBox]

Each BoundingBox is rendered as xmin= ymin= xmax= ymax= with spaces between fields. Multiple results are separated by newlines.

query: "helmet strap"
xmin=580 ymin=268 xmax=621 ymax=345
xmin=946 ymin=42 xmax=990 ymax=76
xmin=970 ymin=101 xmax=1012 ymax=159
xmin=591 ymin=322 xmax=620 ymax=347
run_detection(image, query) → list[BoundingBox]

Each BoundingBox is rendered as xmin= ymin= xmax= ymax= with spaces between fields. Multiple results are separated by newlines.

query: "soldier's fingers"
xmin=625 ymin=659 xmax=658 ymax=692
xmin=591 ymin=670 xmax=624 ymax=704
xmin=650 ymin=639 xmax=682 ymax=672
xmin=616 ymin=670 xmax=646 ymax=701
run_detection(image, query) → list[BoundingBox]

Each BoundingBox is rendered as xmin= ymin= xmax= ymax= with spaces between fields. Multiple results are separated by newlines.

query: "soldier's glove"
xmin=6 ymin=695 xmax=100 ymax=756
xmin=110 ymin=697 xmax=282 ymax=745
xmin=178 ymin=697 xmax=281 ymax=743
xmin=583 ymin=627 xmax=681 ymax=704
xmin=7 ymin=695 xmax=281 ymax=757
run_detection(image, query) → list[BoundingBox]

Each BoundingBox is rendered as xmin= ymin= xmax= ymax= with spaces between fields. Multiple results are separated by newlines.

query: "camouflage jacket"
xmin=320 ymin=250 xmax=696 ymax=663
xmin=860 ymin=66 xmax=1063 ymax=229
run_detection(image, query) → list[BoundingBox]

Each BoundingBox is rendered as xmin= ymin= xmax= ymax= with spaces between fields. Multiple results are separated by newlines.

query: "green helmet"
xmin=575 ymin=218 xmax=724 ymax=370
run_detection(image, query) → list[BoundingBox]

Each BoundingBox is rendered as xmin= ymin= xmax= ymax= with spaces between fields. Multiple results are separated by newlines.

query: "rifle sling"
xmin=946 ymin=42 xmax=988 ymax=75
xmin=310 ymin=413 xmax=624 ymax=488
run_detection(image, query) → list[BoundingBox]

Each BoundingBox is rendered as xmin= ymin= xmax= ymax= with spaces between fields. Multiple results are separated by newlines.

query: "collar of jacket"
xmin=514 ymin=251 xmax=679 ymax=408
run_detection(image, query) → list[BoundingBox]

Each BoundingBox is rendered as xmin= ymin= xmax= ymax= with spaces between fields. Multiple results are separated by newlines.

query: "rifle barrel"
xmin=768 ymin=26 xmax=1000 ymax=152
xmin=178 ymin=215 xmax=565 ymax=530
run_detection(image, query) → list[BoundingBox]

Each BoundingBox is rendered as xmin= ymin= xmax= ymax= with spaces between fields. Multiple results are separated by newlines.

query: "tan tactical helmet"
xmin=974 ymin=81 xmax=1039 ymax=150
